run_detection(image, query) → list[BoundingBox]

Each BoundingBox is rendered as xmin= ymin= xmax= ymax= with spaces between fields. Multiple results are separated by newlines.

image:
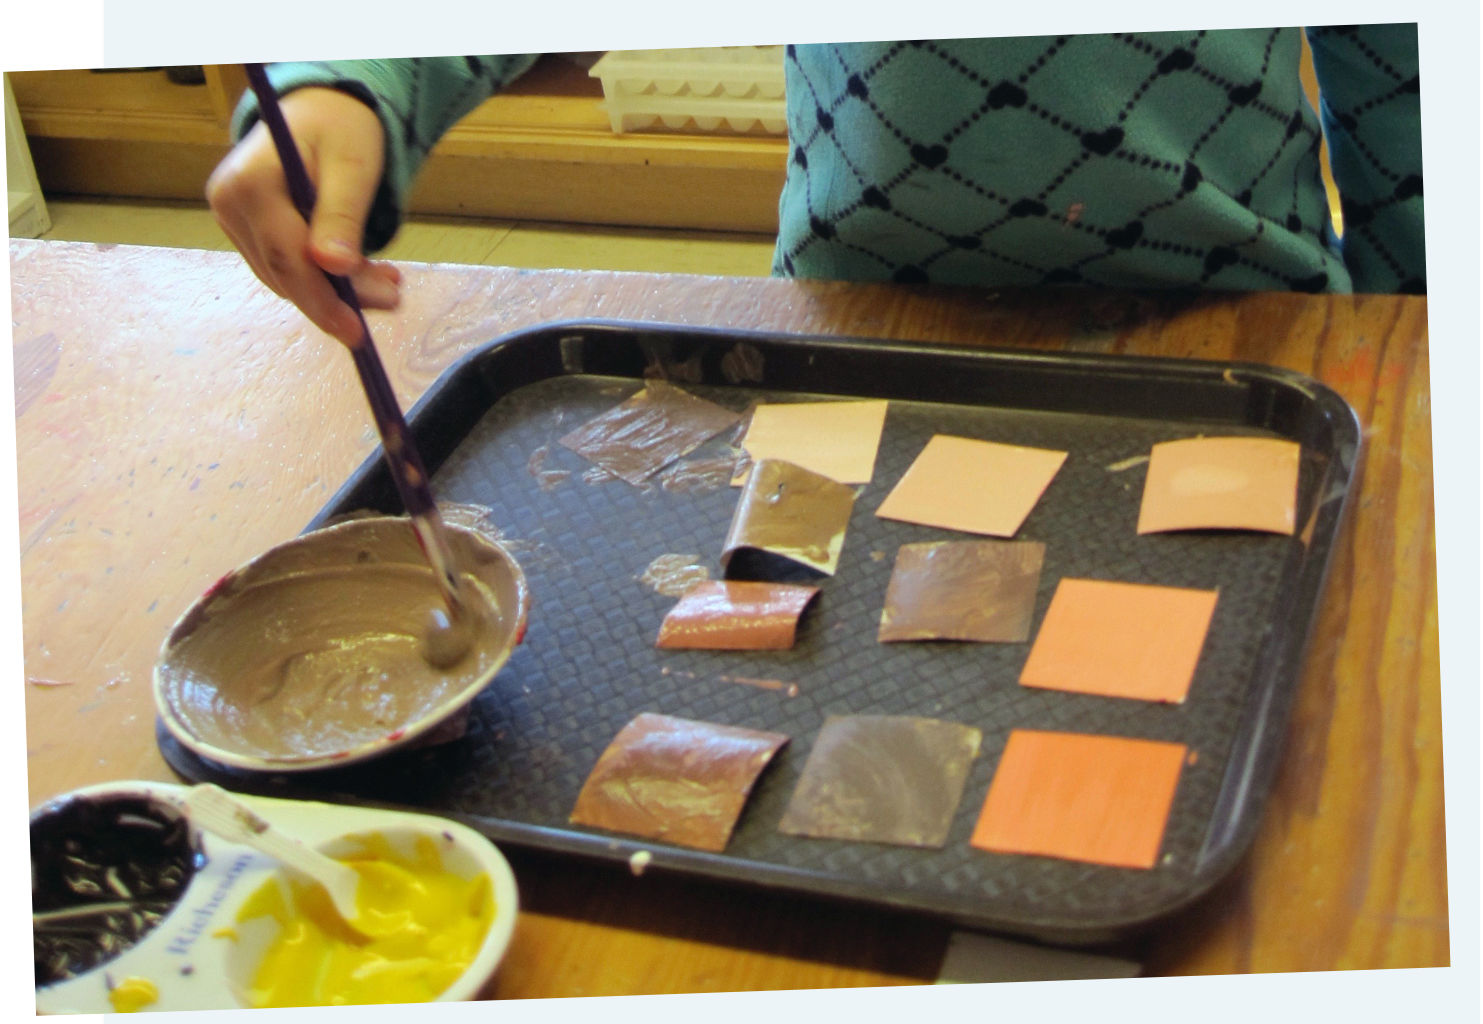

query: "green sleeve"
xmin=232 ymin=55 xmax=540 ymax=251
xmin=1305 ymin=25 xmax=1425 ymax=293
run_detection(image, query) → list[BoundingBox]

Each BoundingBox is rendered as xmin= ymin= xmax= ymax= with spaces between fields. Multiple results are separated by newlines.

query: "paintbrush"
xmin=242 ymin=63 xmax=473 ymax=668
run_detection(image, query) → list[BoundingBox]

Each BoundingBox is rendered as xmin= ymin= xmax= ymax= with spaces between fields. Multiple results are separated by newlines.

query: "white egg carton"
xmin=589 ymin=45 xmax=788 ymax=135
xmin=32 ymin=781 xmax=519 ymax=1014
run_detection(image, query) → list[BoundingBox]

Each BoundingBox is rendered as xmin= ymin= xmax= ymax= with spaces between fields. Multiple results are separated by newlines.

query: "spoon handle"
xmin=182 ymin=784 xmax=363 ymax=925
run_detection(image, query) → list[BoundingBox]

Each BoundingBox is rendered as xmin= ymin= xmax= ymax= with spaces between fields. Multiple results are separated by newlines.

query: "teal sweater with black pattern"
xmin=235 ymin=26 xmax=1424 ymax=294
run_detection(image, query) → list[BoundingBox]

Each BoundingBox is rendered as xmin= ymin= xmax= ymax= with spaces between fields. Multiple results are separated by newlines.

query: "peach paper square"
xmin=734 ymin=399 xmax=889 ymax=485
xmin=874 ymin=435 xmax=1067 ymax=537
xmin=1137 ymin=436 xmax=1300 ymax=535
xmin=1018 ymin=578 xmax=1218 ymax=703
xmin=971 ymin=729 xmax=1188 ymax=869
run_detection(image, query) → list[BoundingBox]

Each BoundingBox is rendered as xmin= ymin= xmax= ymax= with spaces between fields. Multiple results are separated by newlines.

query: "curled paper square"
xmin=733 ymin=399 xmax=889 ymax=485
xmin=570 ymin=712 xmax=790 ymax=852
xmin=657 ymin=580 xmax=821 ymax=650
xmin=721 ymin=459 xmax=856 ymax=577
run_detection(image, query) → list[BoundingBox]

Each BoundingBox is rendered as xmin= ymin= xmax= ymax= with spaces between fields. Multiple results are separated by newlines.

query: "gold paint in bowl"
xmin=154 ymin=516 xmax=529 ymax=772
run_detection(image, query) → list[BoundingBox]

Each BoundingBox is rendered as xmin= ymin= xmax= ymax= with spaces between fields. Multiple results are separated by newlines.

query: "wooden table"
xmin=11 ymin=239 xmax=1446 ymax=993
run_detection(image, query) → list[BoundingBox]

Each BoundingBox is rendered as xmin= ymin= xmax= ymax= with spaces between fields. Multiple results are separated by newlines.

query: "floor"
xmin=30 ymin=197 xmax=778 ymax=278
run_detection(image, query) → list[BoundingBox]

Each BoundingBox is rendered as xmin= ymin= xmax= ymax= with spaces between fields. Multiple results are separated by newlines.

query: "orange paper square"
xmin=971 ymin=729 xmax=1187 ymax=869
xmin=1137 ymin=436 xmax=1300 ymax=535
xmin=1019 ymin=578 xmax=1218 ymax=703
xmin=735 ymin=400 xmax=889 ymax=485
xmin=874 ymin=435 xmax=1066 ymax=537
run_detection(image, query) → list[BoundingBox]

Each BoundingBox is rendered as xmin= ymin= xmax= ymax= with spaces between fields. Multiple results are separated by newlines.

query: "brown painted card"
xmin=656 ymin=580 xmax=821 ymax=650
xmin=570 ymin=712 xmax=790 ymax=852
xmin=721 ymin=459 xmax=856 ymax=576
xmin=778 ymin=714 xmax=982 ymax=848
xmin=878 ymin=540 xmax=1046 ymax=643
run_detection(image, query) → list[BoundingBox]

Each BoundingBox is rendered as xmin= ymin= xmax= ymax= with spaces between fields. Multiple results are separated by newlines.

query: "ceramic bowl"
xmin=153 ymin=516 xmax=529 ymax=772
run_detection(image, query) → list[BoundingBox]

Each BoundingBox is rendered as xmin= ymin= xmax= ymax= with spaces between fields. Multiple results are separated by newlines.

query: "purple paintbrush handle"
xmin=243 ymin=63 xmax=320 ymax=222
xmin=242 ymin=64 xmax=440 ymax=525
xmin=242 ymin=64 xmax=371 ymax=319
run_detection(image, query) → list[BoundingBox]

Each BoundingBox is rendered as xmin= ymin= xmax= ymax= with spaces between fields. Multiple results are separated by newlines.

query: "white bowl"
xmin=33 ymin=781 xmax=520 ymax=1014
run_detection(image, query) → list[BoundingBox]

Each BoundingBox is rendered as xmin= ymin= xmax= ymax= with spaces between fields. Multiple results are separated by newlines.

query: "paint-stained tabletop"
xmin=10 ymin=239 xmax=1444 ymax=990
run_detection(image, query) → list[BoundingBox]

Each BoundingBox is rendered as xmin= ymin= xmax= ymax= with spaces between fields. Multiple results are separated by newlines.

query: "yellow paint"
xmin=107 ymin=976 xmax=159 ymax=1013
xmin=211 ymin=926 xmax=238 ymax=941
xmin=235 ymin=833 xmax=494 ymax=1007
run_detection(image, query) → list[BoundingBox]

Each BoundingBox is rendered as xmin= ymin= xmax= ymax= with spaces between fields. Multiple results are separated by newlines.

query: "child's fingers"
xmin=206 ymin=88 xmax=389 ymax=345
xmin=304 ymin=113 xmax=385 ymax=277
xmin=246 ymin=202 xmax=362 ymax=343
xmin=349 ymin=262 xmax=403 ymax=309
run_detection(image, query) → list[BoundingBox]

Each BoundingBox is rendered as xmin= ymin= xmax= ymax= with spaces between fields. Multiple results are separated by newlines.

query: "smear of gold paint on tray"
xmin=656 ymin=580 xmax=820 ymax=650
xmin=558 ymin=381 xmax=741 ymax=485
xmin=657 ymin=455 xmax=738 ymax=494
xmin=1137 ymin=436 xmax=1300 ymax=535
xmin=732 ymin=399 xmax=889 ymax=485
xmin=639 ymin=553 xmax=711 ymax=597
xmin=718 ymin=674 xmax=800 ymax=697
xmin=526 ymin=444 xmax=571 ymax=492
xmin=570 ymin=712 xmax=789 ymax=852
xmin=970 ymin=729 xmax=1187 ymax=869
xmin=878 ymin=540 xmax=1045 ymax=643
xmin=435 ymin=501 xmax=501 ymax=536
xmin=722 ymin=459 xmax=856 ymax=576
xmin=875 ymin=435 xmax=1067 ymax=537
xmin=1019 ymin=578 xmax=1218 ymax=703
xmin=778 ymin=714 xmax=982 ymax=848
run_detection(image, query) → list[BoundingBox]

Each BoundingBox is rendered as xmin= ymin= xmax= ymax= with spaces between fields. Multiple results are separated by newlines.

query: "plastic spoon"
xmin=182 ymin=784 xmax=364 ymax=933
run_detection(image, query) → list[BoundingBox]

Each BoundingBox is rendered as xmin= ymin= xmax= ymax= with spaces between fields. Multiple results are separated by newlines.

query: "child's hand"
xmin=207 ymin=87 xmax=402 ymax=346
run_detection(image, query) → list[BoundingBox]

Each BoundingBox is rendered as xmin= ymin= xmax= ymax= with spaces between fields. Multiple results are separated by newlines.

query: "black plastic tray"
xmin=159 ymin=319 xmax=1360 ymax=942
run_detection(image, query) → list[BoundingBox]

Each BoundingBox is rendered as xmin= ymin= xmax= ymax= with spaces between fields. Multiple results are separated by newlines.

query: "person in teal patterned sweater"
xmin=207 ymin=26 xmax=1424 ymax=347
